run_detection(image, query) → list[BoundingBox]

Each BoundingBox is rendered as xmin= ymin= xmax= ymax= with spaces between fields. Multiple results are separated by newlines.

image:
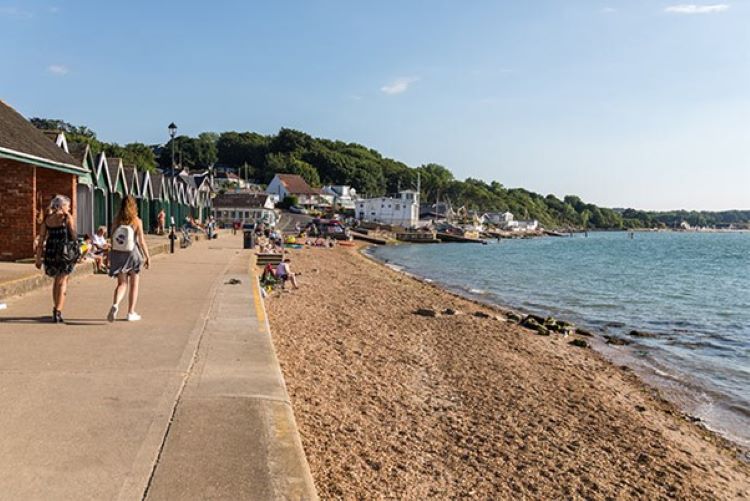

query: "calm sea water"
xmin=371 ymin=232 xmax=750 ymax=448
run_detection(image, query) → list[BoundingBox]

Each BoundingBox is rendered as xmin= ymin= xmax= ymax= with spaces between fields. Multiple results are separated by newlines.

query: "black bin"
xmin=243 ymin=230 xmax=255 ymax=249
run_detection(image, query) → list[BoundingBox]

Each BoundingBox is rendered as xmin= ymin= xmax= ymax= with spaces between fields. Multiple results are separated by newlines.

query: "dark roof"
xmin=275 ymin=173 xmax=318 ymax=195
xmin=213 ymin=192 xmax=271 ymax=209
xmin=42 ymin=130 xmax=61 ymax=141
xmin=123 ymin=166 xmax=138 ymax=189
xmin=0 ymin=100 xmax=79 ymax=166
xmin=66 ymin=142 xmax=90 ymax=166
xmin=139 ymin=170 xmax=151 ymax=191
xmin=151 ymin=172 xmax=165 ymax=195
xmin=106 ymin=157 xmax=122 ymax=185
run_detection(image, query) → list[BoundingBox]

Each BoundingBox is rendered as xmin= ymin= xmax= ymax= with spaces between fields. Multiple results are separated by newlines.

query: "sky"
xmin=1 ymin=1 xmax=749 ymax=211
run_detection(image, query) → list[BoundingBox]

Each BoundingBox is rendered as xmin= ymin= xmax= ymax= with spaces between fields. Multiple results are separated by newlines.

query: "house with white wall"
xmin=266 ymin=173 xmax=320 ymax=207
xmin=484 ymin=211 xmax=514 ymax=225
xmin=356 ymin=190 xmax=420 ymax=227
xmin=321 ymin=185 xmax=358 ymax=210
xmin=213 ymin=192 xmax=277 ymax=227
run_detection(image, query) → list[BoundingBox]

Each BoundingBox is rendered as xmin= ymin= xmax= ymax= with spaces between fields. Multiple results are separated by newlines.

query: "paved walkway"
xmin=0 ymin=234 xmax=316 ymax=500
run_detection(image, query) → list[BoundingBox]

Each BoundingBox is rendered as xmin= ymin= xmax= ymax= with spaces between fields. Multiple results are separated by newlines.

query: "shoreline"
xmin=265 ymin=244 xmax=750 ymax=499
xmin=365 ymin=240 xmax=750 ymax=453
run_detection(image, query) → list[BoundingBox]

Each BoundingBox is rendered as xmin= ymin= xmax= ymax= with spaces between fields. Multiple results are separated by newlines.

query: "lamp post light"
xmin=168 ymin=122 xmax=177 ymax=176
xmin=168 ymin=122 xmax=178 ymax=249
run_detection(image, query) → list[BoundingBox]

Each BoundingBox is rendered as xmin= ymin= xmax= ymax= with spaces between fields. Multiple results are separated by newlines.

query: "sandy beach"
xmin=265 ymin=244 xmax=750 ymax=500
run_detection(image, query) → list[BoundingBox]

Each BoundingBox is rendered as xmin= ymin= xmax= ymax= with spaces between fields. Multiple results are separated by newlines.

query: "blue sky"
xmin=1 ymin=1 xmax=748 ymax=210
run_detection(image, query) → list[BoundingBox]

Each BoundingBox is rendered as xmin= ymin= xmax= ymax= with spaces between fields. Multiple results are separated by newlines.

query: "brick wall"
xmin=0 ymin=158 xmax=77 ymax=261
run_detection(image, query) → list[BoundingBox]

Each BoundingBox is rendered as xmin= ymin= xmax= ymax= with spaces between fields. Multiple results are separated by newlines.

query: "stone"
xmin=473 ymin=311 xmax=491 ymax=319
xmin=442 ymin=308 xmax=461 ymax=316
xmin=575 ymin=328 xmax=594 ymax=337
xmin=569 ymin=339 xmax=589 ymax=348
xmin=635 ymin=405 xmax=647 ymax=412
xmin=604 ymin=335 xmax=631 ymax=346
xmin=506 ymin=312 xmax=523 ymax=323
xmin=534 ymin=326 xmax=550 ymax=336
xmin=628 ymin=330 xmax=655 ymax=338
xmin=521 ymin=316 xmax=540 ymax=328
xmin=527 ymin=314 xmax=546 ymax=324
xmin=415 ymin=308 xmax=438 ymax=317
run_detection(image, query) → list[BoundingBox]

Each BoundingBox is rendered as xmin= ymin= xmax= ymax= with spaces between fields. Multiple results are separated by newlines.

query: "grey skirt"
xmin=109 ymin=247 xmax=143 ymax=276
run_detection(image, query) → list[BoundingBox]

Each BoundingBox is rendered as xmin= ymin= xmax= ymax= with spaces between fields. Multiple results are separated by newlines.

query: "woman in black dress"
xmin=35 ymin=195 xmax=77 ymax=323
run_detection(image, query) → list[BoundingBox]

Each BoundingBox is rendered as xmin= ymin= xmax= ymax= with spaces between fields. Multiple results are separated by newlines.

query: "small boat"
xmin=395 ymin=230 xmax=441 ymax=243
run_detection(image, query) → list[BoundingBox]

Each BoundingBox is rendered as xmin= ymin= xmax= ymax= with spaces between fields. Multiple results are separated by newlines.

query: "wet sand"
xmin=265 ymin=244 xmax=750 ymax=500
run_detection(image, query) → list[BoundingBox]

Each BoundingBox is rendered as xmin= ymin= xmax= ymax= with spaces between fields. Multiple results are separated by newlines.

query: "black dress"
xmin=43 ymin=225 xmax=76 ymax=277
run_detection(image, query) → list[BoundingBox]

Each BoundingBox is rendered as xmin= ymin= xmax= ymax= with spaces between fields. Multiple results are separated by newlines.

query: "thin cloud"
xmin=664 ymin=4 xmax=730 ymax=14
xmin=47 ymin=64 xmax=69 ymax=75
xmin=0 ymin=6 xmax=33 ymax=18
xmin=380 ymin=77 xmax=419 ymax=95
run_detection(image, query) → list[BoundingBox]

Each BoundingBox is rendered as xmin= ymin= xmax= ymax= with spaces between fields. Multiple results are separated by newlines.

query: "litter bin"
xmin=243 ymin=230 xmax=255 ymax=249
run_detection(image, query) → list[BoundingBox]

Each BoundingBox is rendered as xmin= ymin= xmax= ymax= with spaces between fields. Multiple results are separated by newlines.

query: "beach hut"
xmin=192 ymin=173 xmax=213 ymax=222
xmin=139 ymin=170 xmax=154 ymax=233
xmin=67 ymin=142 xmax=96 ymax=237
xmin=124 ymin=165 xmax=150 ymax=231
xmin=0 ymin=100 xmax=87 ymax=260
xmin=106 ymin=157 xmax=127 ymax=228
xmin=92 ymin=153 xmax=112 ymax=230
xmin=150 ymin=172 xmax=171 ymax=230
xmin=36 ymin=130 xmax=97 ymax=238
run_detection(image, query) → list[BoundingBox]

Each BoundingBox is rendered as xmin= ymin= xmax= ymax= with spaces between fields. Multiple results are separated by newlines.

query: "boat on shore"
xmin=395 ymin=230 xmax=441 ymax=243
xmin=436 ymin=232 xmax=485 ymax=243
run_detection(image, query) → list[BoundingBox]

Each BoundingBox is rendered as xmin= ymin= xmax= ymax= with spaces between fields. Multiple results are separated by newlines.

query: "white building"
xmin=212 ymin=192 xmax=277 ymax=227
xmin=357 ymin=190 xmax=420 ymax=227
xmin=266 ymin=173 xmax=321 ymax=207
xmin=321 ymin=185 xmax=358 ymax=210
xmin=484 ymin=211 xmax=514 ymax=225
xmin=507 ymin=219 xmax=539 ymax=231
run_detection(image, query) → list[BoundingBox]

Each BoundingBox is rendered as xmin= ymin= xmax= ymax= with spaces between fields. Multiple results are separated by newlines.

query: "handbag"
xmin=61 ymin=225 xmax=81 ymax=264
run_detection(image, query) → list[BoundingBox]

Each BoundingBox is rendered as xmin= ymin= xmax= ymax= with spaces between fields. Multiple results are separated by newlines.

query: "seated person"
xmin=260 ymin=263 xmax=278 ymax=286
xmin=81 ymin=234 xmax=106 ymax=272
xmin=275 ymin=258 xmax=298 ymax=289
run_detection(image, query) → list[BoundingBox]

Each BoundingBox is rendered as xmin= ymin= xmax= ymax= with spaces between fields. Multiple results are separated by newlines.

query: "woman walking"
xmin=107 ymin=196 xmax=151 ymax=322
xmin=35 ymin=195 xmax=77 ymax=324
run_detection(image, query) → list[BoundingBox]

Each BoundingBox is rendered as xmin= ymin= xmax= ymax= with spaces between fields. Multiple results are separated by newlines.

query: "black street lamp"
xmin=167 ymin=122 xmax=178 ymax=244
xmin=168 ymin=122 xmax=177 ymax=177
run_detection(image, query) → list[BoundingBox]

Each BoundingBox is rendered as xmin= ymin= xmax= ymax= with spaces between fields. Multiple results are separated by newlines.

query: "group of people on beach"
xmin=36 ymin=195 xmax=151 ymax=324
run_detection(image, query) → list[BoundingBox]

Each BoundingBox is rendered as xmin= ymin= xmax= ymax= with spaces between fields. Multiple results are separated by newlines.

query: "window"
xmin=395 ymin=204 xmax=400 ymax=211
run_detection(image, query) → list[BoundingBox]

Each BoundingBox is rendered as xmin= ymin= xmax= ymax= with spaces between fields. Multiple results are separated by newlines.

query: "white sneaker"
xmin=127 ymin=312 xmax=142 ymax=322
xmin=107 ymin=305 xmax=118 ymax=322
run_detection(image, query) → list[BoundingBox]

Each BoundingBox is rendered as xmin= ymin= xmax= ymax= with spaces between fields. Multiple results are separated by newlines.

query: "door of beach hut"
xmin=76 ymin=182 xmax=94 ymax=236
xmin=139 ymin=198 xmax=151 ymax=233
xmin=94 ymin=188 xmax=107 ymax=230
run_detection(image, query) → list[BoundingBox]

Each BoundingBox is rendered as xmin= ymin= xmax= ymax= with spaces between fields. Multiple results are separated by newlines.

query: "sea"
xmin=369 ymin=231 xmax=750 ymax=449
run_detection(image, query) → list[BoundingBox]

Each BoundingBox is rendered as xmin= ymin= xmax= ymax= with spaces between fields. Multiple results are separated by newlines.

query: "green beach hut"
xmin=92 ymin=153 xmax=112 ymax=230
xmin=106 ymin=157 xmax=127 ymax=229
xmin=139 ymin=170 xmax=154 ymax=233
xmin=67 ymin=142 xmax=96 ymax=237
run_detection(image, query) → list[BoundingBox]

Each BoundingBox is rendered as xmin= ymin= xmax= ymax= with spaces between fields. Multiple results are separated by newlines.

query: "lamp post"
xmin=168 ymin=122 xmax=178 ymax=250
xmin=168 ymin=122 xmax=177 ymax=176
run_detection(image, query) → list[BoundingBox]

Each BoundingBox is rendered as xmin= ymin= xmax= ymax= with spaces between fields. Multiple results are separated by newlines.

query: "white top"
xmin=276 ymin=262 xmax=289 ymax=278
xmin=92 ymin=234 xmax=107 ymax=247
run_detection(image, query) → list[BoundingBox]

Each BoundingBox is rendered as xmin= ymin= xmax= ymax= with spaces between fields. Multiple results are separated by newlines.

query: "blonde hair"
xmin=115 ymin=195 xmax=139 ymax=226
xmin=48 ymin=195 xmax=70 ymax=214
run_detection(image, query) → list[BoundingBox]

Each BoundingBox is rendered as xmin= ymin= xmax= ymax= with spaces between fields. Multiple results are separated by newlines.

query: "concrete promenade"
xmin=0 ymin=233 xmax=316 ymax=500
